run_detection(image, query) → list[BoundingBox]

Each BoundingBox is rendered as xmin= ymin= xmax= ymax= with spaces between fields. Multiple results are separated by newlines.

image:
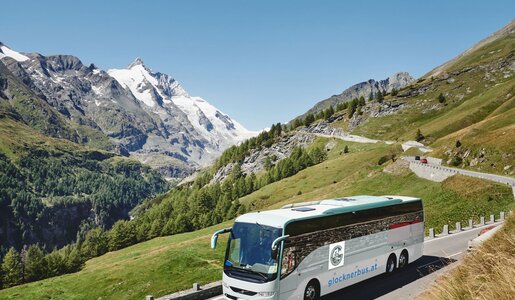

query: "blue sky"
xmin=1 ymin=1 xmax=513 ymax=130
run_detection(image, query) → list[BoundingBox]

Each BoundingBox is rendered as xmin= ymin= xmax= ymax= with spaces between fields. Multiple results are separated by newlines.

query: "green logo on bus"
xmin=330 ymin=245 xmax=343 ymax=266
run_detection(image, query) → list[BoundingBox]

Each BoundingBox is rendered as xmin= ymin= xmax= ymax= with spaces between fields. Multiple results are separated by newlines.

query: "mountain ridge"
xmin=296 ymin=71 xmax=416 ymax=121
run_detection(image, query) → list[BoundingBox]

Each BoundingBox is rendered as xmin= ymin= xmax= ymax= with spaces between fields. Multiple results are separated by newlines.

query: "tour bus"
xmin=211 ymin=195 xmax=424 ymax=300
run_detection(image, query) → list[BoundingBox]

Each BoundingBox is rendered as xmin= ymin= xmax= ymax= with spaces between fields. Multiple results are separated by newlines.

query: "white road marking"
xmin=445 ymin=252 xmax=462 ymax=258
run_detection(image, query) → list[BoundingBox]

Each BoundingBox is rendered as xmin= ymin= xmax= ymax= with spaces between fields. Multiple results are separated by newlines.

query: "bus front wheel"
xmin=304 ymin=279 xmax=320 ymax=300
xmin=386 ymin=254 xmax=397 ymax=273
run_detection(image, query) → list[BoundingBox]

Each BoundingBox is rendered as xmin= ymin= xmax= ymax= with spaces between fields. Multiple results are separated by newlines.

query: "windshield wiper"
xmin=229 ymin=264 xmax=268 ymax=281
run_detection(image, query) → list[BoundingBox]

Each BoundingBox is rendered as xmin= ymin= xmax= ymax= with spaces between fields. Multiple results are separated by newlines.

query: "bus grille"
xmin=230 ymin=286 xmax=257 ymax=296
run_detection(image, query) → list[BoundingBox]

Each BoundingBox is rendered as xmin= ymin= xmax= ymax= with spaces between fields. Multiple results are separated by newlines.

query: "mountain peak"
xmin=0 ymin=42 xmax=29 ymax=62
xmin=128 ymin=57 xmax=146 ymax=69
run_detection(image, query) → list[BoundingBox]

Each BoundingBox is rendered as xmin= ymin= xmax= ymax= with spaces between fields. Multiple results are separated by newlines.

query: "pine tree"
xmin=264 ymin=157 xmax=274 ymax=171
xmin=324 ymin=106 xmax=335 ymax=119
xmin=391 ymin=88 xmax=398 ymax=96
xmin=348 ymin=98 xmax=358 ymax=118
xmin=63 ymin=245 xmax=83 ymax=273
xmin=108 ymin=220 xmax=136 ymax=251
xmin=45 ymin=250 xmax=66 ymax=277
xmin=359 ymin=96 xmax=365 ymax=106
xmin=455 ymin=140 xmax=462 ymax=148
xmin=1 ymin=247 xmax=22 ymax=288
xmin=368 ymin=91 xmax=373 ymax=101
xmin=82 ymin=228 xmax=108 ymax=258
xmin=230 ymin=163 xmax=243 ymax=180
xmin=23 ymin=244 xmax=46 ymax=282
xmin=376 ymin=89 xmax=384 ymax=102
xmin=304 ymin=114 xmax=315 ymax=126
xmin=343 ymin=145 xmax=349 ymax=153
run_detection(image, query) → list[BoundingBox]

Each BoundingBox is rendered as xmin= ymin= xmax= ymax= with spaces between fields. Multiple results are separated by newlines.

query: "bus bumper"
xmin=222 ymin=273 xmax=278 ymax=300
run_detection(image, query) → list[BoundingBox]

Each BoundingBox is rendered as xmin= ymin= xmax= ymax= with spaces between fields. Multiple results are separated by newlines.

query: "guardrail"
xmin=408 ymin=160 xmax=515 ymax=187
xmin=426 ymin=211 xmax=508 ymax=239
xmin=146 ymin=281 xmax=222 ymax=300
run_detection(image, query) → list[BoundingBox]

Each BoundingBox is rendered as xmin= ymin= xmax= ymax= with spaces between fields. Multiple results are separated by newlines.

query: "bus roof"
xmin=235 ymin=195 xmax=421 ymax=228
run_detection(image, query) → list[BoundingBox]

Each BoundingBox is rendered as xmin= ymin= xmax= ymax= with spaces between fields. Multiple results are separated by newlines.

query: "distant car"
xmin=479 ymin=225 xmax=497 ymax=236
xmin=420 ymin=158 xmax=428 ymax=164
xmin=415 ymin=156 xmax=420 ymax=160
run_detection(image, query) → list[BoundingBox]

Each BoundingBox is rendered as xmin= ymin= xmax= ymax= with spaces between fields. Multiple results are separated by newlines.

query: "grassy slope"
xmin=0 ymin=223 xmax=229 ymax=300
xmin=1 ymin=138 xmax=513 ymax=300
xmin=420 ymin=215 xmax=515 ymax=300
xmin=348 ymin=32 xmax=514 ymax=175
xmin=0 ymin=117 xmax=105 ymax=160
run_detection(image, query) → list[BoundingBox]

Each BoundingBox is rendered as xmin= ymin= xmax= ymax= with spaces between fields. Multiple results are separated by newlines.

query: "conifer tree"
xmin=23 ymin=244 xmax=46 ymax=282
xmin=304 ymin=114 xmax=315 ymax=126
xmin=348 ymin=98 xmax=358 ymax=118
xmin=1 ymin=248 xmax=22 ymax=288
xmin=359 ymin=96 xmax=365 ymax=106
xmin=376 ymin=89 xmax=384 ymax=102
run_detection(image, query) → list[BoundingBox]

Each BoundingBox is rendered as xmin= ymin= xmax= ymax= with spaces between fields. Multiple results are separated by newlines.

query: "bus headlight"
xmin=257 ymin=291 xmax=276 ymax=297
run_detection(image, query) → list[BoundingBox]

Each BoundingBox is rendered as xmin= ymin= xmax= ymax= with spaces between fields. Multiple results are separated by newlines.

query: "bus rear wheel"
xmin=304 ymin=280 xmax=320 ymax=300
xmin=399 ymin=250 xmax=409 ymax=269
xmin=386 ymin=254 xmax=397 ymax=273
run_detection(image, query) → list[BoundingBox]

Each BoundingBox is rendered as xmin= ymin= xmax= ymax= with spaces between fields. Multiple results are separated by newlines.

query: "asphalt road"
xmin=208 ymin=222 xmax=500 ymax=300
xmin=403 ymin=156 xmax=515 ymax=187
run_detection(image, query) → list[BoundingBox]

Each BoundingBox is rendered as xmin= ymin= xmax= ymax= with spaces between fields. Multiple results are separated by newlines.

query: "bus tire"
xmin=303 ymin=279 xmax=320 ymax=300
xmin=399 ymin=250 xmax=409 ymax=269
xmin=386 ymin=254 xmax=397 ymax=273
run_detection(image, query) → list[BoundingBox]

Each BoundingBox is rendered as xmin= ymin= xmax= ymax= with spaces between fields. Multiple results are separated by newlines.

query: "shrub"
xmin=415 ymin=129 xmax=425 ymax=142
xmin=438 ymin=93 xmax=446 ymax=103
xmin=378 ymin=155 xmax=389 ymax=165
xmin=450 ymin=156 xmax=463 ymax=166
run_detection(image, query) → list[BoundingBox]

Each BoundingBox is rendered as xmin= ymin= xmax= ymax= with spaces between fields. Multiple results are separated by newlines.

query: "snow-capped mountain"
xmin=0 ymin=42 xmax=257 ymax=178
xmin=108 ymin=58 xmax=256 ymax=152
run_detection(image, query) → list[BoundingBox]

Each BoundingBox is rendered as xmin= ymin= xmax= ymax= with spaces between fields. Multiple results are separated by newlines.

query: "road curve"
xmin=208 ymin=223 xmax=501 ymax=300
xmin=403 ymin=156 xmax=515 ymax=186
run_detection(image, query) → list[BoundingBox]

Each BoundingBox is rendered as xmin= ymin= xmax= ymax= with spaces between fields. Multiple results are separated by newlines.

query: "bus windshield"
xmin=224 ymin=222 xmax=282 ymax=282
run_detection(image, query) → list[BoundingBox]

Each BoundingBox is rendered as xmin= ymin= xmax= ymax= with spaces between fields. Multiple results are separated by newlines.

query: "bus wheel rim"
xmin=305 ymin=285 xmax=316 ymax=300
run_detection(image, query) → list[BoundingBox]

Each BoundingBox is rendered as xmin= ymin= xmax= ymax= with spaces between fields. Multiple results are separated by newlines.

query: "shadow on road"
xmin=322 ymin=255 xmax=456 ymax=299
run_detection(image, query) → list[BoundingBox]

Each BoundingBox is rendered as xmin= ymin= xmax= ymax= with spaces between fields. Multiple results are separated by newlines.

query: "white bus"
xmin=211 ymin=195 xmax=424 ymax=300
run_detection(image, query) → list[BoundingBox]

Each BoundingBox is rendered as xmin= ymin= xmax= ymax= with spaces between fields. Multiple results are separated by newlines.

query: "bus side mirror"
xmin=271 ymin=235 xmax=290 ymax=257
xmin=211 ymin=227 xmax=232 ymax=249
